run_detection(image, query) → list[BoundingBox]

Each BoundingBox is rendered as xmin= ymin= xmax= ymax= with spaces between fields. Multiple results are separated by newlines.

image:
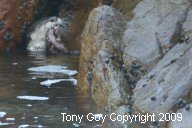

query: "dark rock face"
xmin=0 ymin=0 xmax=39 ymax=52
xmin=103 ymin=0 xmax=114 ymax=5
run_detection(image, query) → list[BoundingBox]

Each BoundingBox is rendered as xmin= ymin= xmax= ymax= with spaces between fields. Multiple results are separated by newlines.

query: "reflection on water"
xmin=0 ymin=53 xmax=91 ymax=128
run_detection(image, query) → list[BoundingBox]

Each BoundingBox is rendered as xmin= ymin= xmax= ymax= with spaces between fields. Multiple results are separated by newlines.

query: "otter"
xmin=27 ymin=15 xmax=80 ymax=55
xmin=27 ymin=17 xmax=64 ymax=53
xmin=46 ymin=24 xmax=68 ymax=54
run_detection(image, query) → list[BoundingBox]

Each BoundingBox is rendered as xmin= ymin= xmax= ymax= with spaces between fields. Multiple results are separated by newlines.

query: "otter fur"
xmin=46 ymin=24 xmax=68 ymax=54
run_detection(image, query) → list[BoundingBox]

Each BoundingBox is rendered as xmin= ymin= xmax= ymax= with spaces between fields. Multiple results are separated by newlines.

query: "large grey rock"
xmin=123 ymin=0 xmax=189 ymax=66
xmin=169 ymin=104 xmax=192 ymax=128
xmin=77 ymin=5 xmax=128 ymax=109
xmin=133 ymin=43 xmax=192 ymax=115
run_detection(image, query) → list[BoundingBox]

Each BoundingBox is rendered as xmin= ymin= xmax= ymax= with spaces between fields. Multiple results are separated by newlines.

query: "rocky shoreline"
xmin=0 ymin=0 xmax=192 ymax=127
xmin=77 ymin=0 xmax=192 ymax=128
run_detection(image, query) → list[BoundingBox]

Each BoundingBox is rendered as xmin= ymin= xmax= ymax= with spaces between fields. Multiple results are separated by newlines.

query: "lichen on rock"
xmin=77 ymin=5 xmax=128 ymax=109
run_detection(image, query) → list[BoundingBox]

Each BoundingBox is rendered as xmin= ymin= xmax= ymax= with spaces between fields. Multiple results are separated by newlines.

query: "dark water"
xmin=0 ymin=53 xmax=92 ymax=128
xmin=0 ymin=53 xmax=124 ymax=128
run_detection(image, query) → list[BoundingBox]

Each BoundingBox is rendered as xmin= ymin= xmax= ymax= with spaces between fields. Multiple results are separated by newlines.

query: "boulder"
xmin=133 ymin=6 xmax=192 ymax=116
xmin=133 ymin=43 xmax=192 ymax=115
xmin=77 ymin=5 xmax=128 ymax=108
xmin=169 ymin=104 xmax=192 ymax=128
xmin=0 ymin=0 xmax=39 ymax=52
xmin=123 ymin=0 xmax=190 ymax=66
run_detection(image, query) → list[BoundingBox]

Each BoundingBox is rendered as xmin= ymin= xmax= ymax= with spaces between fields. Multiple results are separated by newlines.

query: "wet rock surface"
xmin=133 ymin=4 xmax=192 ymax=117
xmin=0 ymin=0 xmax=40 ymax=52
xmin=169 ymin=104 xmax=192 ymax=128
xmin=123 ymin=0 xmax=190 ymax=66
xmin=78 ymin=1 xmax=192 ymax=128
xmin=133 ymin=43 xmax=192 ymax=115
xmin=77 ymin=6 xmax=128 ymax=109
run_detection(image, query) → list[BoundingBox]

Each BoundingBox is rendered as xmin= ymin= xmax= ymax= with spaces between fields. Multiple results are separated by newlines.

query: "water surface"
xmin=0 ymin=53 xmax=91 ymax=128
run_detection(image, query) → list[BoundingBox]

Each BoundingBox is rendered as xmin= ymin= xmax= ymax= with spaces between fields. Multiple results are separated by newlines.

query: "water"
xmin=0 ymin=53 xmax=92 ymax=128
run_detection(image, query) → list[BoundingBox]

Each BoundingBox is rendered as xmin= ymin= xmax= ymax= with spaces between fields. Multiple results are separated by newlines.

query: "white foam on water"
xmin=6 ymin=118 xmax=15 ymax=121
xmin=73 ymin=123 xmax=80 ymax=127
xmin=21 ymin=117 xmax=26 ymax=120
xmin=17 ymin=96 xmax=49 ymax=101
xmin=33 ymin=116 xmax=38 ymax=119
xmin=0 ymin=122 xmax=11 ymax=126
xmin=0 ymin=112 xmax=6 ymax=118
xmin=40 ymin=78 xmax=77 ymax=87
xmin=26 ymin=104 xmax=32 ymax=107
xmin=18 ymin=124 xmax=46 ymax=128
xmin=28 ymin=65 xmax=77 ymax=76
xmin=36 ymin=125 xmax=44 ymax=128
xmin=18 ymin=124 xmax=30 ymax=128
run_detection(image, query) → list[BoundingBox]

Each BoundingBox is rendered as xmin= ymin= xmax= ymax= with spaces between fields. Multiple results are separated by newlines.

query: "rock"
xmin=170 ymin=0 xmax=188 ymax=5
xmin=182 ymin=9 xmax=192 ymax=43
xmin=133 ymin=43 xmax=192 ymax=115
xmin=123 ymin=0 xmax=190 ymax=66
xmin=102 ymin=0 xmax=114 ymax=5
xmin=169 ymin=104 xmax=192 ymax=128
xmin=77 ymin=5 xmax=128 ymax=108
xmin=0 ymin=0 xmax=39 ymax=52
xmin=61 ymin=0 xmax=99 ymax=51
xmin=27 ymin=16 xmax=70 ymax=54
xmin=116 ymin=105 xmax=130 ymax=115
